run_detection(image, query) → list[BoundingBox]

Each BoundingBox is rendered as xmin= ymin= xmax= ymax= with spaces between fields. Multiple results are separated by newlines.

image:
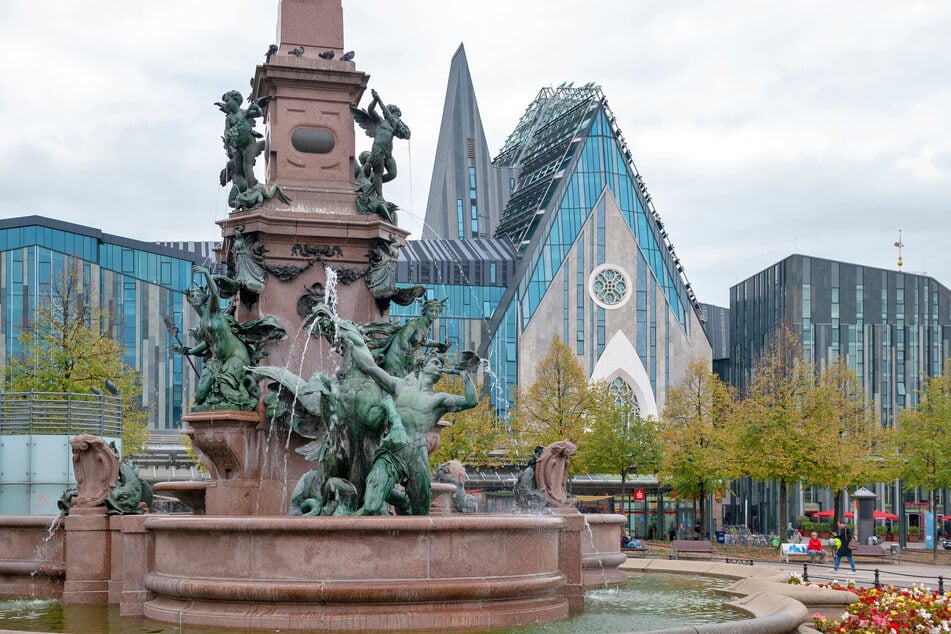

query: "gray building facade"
xmin=730 ymin=254 xmax=951 ymax=427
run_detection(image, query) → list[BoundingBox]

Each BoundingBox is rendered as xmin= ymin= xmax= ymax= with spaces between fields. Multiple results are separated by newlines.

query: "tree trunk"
xmin=778 ymin=479 xmax=788 ymax=537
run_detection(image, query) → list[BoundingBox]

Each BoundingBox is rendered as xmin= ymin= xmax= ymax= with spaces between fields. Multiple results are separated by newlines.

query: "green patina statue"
xmin=217 ymin=90 xmax=291 ymax=211
xmin=364 ymin=241 xmax=426 ymax=310
xmin=363 ymin=297 xmax=449 ymax=377
xmin=253 ymin=302 xmax=478 ymax=517
xmin=215 ymin=226 xmax=267 ymax=307
xmin=351 ymin=88 xmax=410 ymax=205
xmin=105 ymin=458 xmax=154 ymax=515
xmin=354 ymin=151 xmax=398 ymax=223
xmin=343 ymin=323 xmax=479 ymax=516
xmin=175 ymin=265 xmax=286 ymax=411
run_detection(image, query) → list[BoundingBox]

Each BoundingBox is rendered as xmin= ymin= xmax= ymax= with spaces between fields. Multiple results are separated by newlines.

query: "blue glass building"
xmin=410 ymin=47 xmax=712 ymax=417
xmin=0 ymin=216 xmax=208 ymax=431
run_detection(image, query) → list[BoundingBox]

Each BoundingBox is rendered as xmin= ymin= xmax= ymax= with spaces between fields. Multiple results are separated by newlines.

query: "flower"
xmin=811 ymin=584 xmax=951 ymax=633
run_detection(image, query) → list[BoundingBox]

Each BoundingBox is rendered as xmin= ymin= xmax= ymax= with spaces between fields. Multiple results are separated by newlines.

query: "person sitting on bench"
xmin=806 ymin=531 xmax=826 ymax=563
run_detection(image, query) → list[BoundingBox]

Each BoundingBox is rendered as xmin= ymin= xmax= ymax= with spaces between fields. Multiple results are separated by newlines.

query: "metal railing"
xmin=0 ymin=391 xmax=122 ymax=437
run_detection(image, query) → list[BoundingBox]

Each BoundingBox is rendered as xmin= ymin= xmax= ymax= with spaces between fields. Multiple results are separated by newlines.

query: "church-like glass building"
xmin=400 ymin=45 xmax=712 ymax=417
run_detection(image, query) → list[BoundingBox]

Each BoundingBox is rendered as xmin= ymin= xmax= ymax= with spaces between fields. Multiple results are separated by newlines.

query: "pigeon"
xmin=265 ymin=44 xmax=279 ymax=63
xmin=289 ymin=47 xmax=305 ymax=57
xmin=318 ymin=50 xmax=334 ymax=60
xmin=341 ymin=50 xmax=355 ymax=62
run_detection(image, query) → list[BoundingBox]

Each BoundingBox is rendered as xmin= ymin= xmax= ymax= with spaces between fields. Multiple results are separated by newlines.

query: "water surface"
xmin=1 ymin=573 xmax=741 ymax=633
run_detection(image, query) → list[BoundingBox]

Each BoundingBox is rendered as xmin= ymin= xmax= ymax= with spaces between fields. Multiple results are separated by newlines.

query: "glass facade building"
xmin=404 ymin=46 xmax=711 ymax=419
xmin=0 ymin=216 xmax=207 ymax=431
xmin=730 ymin=254 xmax=951 ymax=427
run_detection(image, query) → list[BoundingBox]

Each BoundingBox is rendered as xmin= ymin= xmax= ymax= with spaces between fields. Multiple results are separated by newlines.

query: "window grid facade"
xmin=731 ymin=254 xmax=951 ymax=427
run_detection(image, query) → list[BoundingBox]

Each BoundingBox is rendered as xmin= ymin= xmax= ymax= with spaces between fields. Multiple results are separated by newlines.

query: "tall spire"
xmin=423 ymin=44 xmax=515 ymax=240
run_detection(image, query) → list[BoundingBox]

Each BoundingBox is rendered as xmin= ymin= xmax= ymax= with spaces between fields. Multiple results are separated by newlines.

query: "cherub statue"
xmin=354 ymin=150 xmax=398 ymax=223
xmin=351 ymin=88 xmax=411 ymax=199
xmin=216 ymin=90 xmax=291 ymax=211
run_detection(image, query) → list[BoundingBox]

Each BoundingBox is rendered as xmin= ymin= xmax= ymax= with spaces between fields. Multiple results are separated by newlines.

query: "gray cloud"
xmin=0 ymin=1 xmax=948 ymax=307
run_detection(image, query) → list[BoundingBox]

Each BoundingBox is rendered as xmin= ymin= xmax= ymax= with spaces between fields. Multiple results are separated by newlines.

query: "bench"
xmin=669 ymin=540 xmax=716 ymax=559
xmin=850 ymin=544 xmax=891 ymax=562
xmin=622 ymin=546 xmax=650 ymax=557
xmin=781 ymin=542 xmax=826 ymax=563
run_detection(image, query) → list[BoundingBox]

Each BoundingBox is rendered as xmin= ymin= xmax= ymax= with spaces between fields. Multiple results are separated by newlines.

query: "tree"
xmin=576 ymin=380 xmax=661 ymax=487
xmin=510 ymin=335 xmax=589 ymax=456
xmin=733 ymin=323 xmax=815 ymax=531
xmin=3 ymin=268 xmax=148 ymax=455
xmin=429 ymin=374 xmax=504 ymax=468
xmin=803 ymin=359 xmax=886 ymax=519
xmin=892 ymin=364 xmax=951 ymax=561
xmin=659 ymin=359 xmax=735 ymax=537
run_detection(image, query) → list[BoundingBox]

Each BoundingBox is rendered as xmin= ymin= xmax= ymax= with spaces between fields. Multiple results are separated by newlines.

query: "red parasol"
xmin=811 ymin=509 xmax=834 ymax=518
xmin=873 ymin=510 xmax=899 ymax=521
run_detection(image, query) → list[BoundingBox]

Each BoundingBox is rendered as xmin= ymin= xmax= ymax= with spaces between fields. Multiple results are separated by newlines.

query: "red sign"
xmin=633 ymin=489 xmax=645 ymax=501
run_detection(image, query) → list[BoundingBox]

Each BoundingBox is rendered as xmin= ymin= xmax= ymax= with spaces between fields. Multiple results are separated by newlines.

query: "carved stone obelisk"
xmin=216 ymin=0 xmax=408 ymax=375
xmin=188 ymin=0 xmax=410 ymax=515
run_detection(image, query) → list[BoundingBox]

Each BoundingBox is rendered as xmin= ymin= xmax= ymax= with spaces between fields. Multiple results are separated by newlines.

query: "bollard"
xmin=802 ymin=563 xmax=809 ymax=583
xmin=874 ymin=568 xmax=880 ymax=589
xmin=940 ymin=576 xmax=944 ymax=594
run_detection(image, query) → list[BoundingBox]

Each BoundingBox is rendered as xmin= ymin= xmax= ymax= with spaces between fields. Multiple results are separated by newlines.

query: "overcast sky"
xmin=1 ymin=1 xmax=948 ymax=307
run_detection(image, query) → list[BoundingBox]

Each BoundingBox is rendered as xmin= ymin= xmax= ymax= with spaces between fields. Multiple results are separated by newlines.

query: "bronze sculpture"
xmin=217 ymin=90 xmax=291 ymax=211
xmin=175 ymin=265 xmax=285 ymax=411
xmin=351 ymin=88 xmax=410 ymax=202
xmin=254 ymin=302 xmax=478 ymax=517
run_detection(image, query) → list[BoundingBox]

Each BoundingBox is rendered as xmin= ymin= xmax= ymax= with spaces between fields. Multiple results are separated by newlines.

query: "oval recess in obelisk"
xmin=291 ymin=127 xmax=336 ymax=153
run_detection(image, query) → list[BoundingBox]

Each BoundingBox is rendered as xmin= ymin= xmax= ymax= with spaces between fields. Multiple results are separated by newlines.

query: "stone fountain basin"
xmin=142 ymin=514 xmax=570 ymax=632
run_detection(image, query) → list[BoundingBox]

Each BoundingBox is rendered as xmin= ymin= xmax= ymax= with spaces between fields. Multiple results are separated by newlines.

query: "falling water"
xmin=30 ymin=512 xmax=64 ymax=579
xmin=256 ymin=264 xmax=342 ymax=515
xmin=323 ymin=265 xmax=339 ymax=324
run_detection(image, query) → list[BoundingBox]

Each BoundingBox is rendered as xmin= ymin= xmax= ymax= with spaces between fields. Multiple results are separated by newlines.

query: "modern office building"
xmin=730 ymin=253 xmax=951 ymax=427
xmin=728 ymin=254 xmax=951 ymax=533
xmin=0 ymin=215 xmax=207 ymax=433
xmin=701 ymin=303 xmax=731 ymax=385
xmin=402 ymin=45 xmax=712 ymax=420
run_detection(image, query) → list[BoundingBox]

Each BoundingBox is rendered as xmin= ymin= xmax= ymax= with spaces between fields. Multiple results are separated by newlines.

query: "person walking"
xmin=832 ymin=520 xmax=856 ymax=573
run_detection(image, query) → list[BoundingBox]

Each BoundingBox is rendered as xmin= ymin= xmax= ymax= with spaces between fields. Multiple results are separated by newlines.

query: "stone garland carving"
xmin=252 ymin=301 xmax=478 ymax=517
xmin=291 ymin=241 xmax=425 ymax=316
xmin=260 ymin=244 xmax=343 ymax=282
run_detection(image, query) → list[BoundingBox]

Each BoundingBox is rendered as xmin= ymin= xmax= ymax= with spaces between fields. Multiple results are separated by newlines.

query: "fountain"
xmin=0 ymin=1 xmax=627 ymax=631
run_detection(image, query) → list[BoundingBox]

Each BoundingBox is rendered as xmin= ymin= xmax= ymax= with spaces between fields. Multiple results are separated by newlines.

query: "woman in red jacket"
xmin=806 ymin=531 xmax=826 ymax=563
